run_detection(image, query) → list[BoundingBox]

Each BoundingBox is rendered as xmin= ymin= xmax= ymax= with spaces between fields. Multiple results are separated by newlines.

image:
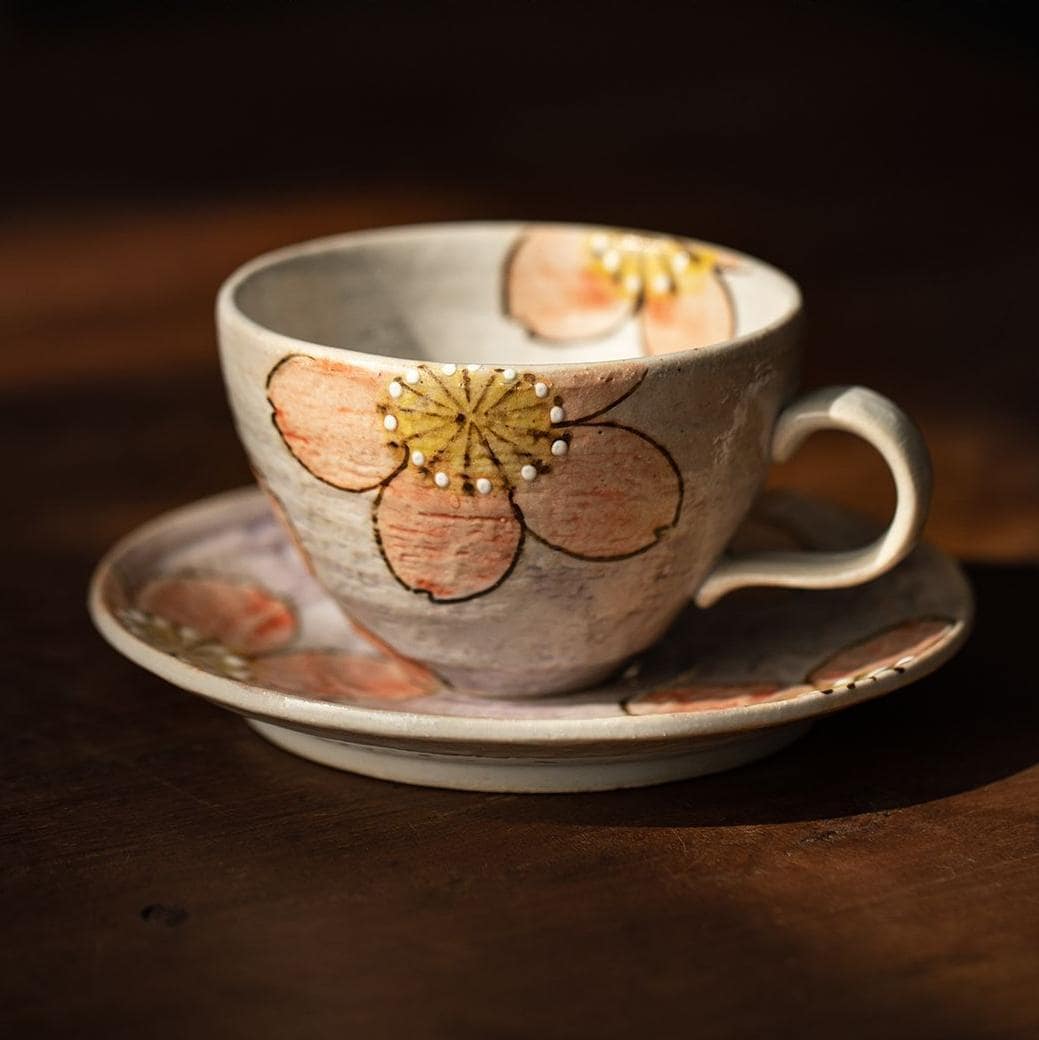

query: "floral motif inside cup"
xmin=505 ymin=226 xmax=737 ymax=354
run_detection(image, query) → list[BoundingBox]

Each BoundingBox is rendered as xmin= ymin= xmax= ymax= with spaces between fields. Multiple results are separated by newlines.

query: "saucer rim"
xmin=88 ymin=487 xmax=974 ymax=749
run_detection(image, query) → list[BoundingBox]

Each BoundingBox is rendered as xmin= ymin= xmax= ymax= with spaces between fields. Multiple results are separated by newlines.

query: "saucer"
xmin=89 ymin=487 xmax=972 ymax=792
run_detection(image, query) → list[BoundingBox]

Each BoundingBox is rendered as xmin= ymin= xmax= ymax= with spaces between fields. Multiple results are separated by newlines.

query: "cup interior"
xmin=229 ymin=222 xmax=799 ymax=367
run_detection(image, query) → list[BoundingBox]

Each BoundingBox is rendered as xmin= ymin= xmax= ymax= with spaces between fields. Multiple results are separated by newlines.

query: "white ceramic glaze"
xmin=217 ymin=222 xmax=932 ymax=696
xmin=696 ymin=385 xmax=932 ymax=605
xmin=89 ymin=487 xmax=972 ymax=793
xmin=246 ymin=720 xmax=814 ymax=794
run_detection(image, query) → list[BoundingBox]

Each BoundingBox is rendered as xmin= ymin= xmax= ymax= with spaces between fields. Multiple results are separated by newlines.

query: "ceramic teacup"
xmin=218 ymin=222 xmax=931 ymax=696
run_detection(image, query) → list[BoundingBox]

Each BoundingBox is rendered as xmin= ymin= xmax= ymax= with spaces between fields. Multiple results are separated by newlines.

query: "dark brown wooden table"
xmin=3 ymin=187 xmax=1038 ymax=1038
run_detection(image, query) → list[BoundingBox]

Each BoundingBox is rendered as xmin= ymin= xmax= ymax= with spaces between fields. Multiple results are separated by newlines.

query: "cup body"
xmin=218 ymin=223 xmax=802 ymax=695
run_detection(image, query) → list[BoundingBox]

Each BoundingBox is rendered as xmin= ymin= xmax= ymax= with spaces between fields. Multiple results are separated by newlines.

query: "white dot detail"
xmin=650 ymin=273 xmax=671 ymax=294
xmin=502 ymin=368 xmax=516 ymax=381
xmin=466 ymin=363 xmax=481 ymax=372
xmin=410 ymin=450 xmax=426 ymax=466
xmin=388 ymin=380 xmax=403 ymax=399
xmin=623 ymin=273 xmax=642 ymax=294
xmin=602 ymin=249 xmax=621 ymax=273
xmin=520 ymin=464 xmax=538 ymax=481
xmin=442 ymin=363 xmax=457 ymax=375
xmin=404 ymin=368 xmax=420 ymax=384
xmin=434 ymin=472 xmax=450 ymax=488
xmin=534 ymin=382 xmax=549 ymax=398
xmin=383 ymin=414 xmax=398 ymax=431
xmin=551 ymin=439 xmax=568 ymax=457
xmin=590 ymin=232 xmax=609 ymax=253
xmin=475 ymin=477 xmax=493 ymax=495
xmin=671 ymin=251 xmax=690 ymax=274
xmin=549 ymin=405 xmax=565 ymax=423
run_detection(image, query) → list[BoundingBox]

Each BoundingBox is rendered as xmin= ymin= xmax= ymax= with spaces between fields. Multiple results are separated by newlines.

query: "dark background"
xmin=5 ymin=0 xmax=1039 ymax=210
xmin=4 ymin=0 xmax=1037 ymax=554
xmin=3 ymin=4 xmax=1039 ymax=1038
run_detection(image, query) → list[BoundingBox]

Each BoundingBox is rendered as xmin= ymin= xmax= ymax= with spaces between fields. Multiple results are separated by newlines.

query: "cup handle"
xmin=695 ymin=385 xmax=933 ymax=608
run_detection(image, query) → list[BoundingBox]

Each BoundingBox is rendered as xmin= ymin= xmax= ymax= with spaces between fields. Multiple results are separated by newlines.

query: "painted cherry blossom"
xmin=505 ymin=227 xmax=737 ymax=355
xmin=117 ymin=575 xmax=439 ymax=703
xmin=807 ymin=618 xmax=954 ymax=692
xmin=623 ymin=617 xmax=954 ymax=715
xmin=266 ymin=356 xmax=683 ymax=602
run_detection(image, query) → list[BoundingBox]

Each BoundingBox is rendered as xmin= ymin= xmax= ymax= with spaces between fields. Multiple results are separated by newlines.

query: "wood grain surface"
xmin=3 ymin=1 xmax=1038 ymax=1034
xmin=2 ymin=188 xmax=1037 ymax=1040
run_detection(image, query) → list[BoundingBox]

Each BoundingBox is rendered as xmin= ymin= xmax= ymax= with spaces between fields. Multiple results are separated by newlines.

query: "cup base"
xmin=247 ymin=718 xmax=812 ymax=793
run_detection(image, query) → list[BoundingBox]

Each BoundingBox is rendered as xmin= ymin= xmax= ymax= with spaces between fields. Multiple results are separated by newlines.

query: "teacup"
xmin=217 ymin=222 xmax=931 ymax=696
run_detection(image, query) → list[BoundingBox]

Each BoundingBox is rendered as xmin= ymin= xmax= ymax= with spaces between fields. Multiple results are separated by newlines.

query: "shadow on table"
xmin=494 ymin=564 xmax=1039 ymax=827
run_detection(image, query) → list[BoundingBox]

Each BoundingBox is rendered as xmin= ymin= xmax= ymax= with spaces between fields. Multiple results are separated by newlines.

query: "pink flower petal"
xmin=135 ymin=577 xmax=296 ymax=655
xmin=348 ymin=616 xmax=445 ymax=692
xmin=267 ymin=354 xmax=406 ymax=492
xmin=547 ymin=362 xmax=647 ymax=423
xmin=375 ymin=468 xmax=524 ymax=602
xmin=251 ymin=651 xmax=439 ymax=703
xmin=514 ymin=424 xmax=681 ymax=559
xmin=808 ymin=618 xmax=954 ymax=687
xmin=505 ymin=228 xmax=634 ymax=341
xmin=626 ymin=681 xmax=803 ymax=715
xmin=640 ymin=273 xmax=735 ymax=355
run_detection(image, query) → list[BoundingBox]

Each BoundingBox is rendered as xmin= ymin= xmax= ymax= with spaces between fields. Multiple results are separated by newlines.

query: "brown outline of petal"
xmin=371 ymin=469 xmax=527 ymax=604
xmin=517 ymin=421 xmax=684 ymax=563
xmin=266 ymin=354 xmax=407 ymax=494
xmin=550 ymin=366 xmax=648 ymax=425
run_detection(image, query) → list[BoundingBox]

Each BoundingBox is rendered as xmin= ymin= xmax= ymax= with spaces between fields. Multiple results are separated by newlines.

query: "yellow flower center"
xmin=586 ymin=230 xmax=719 ymax=300
xmin=379 ymin=365 xmax=570 ymax=493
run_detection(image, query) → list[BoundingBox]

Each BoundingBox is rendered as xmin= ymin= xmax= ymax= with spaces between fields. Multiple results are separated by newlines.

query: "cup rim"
xmin=217 ymin=220 xmax=803 ymax=371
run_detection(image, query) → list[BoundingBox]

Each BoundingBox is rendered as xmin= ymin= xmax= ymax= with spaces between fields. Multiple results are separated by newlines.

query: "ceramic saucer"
xmin=89 ymin=487 xmax=972 ymax=793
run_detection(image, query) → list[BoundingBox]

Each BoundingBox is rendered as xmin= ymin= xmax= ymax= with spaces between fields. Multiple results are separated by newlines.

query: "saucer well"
xmin=89 ymin=487 xmax=972 ymax=792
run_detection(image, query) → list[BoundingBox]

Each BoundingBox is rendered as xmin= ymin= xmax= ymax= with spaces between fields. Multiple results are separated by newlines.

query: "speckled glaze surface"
xmin=88 ymin=488 xmax=972 ymax=792
xmin=217 ymin=222 xmax=932 ymax=696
